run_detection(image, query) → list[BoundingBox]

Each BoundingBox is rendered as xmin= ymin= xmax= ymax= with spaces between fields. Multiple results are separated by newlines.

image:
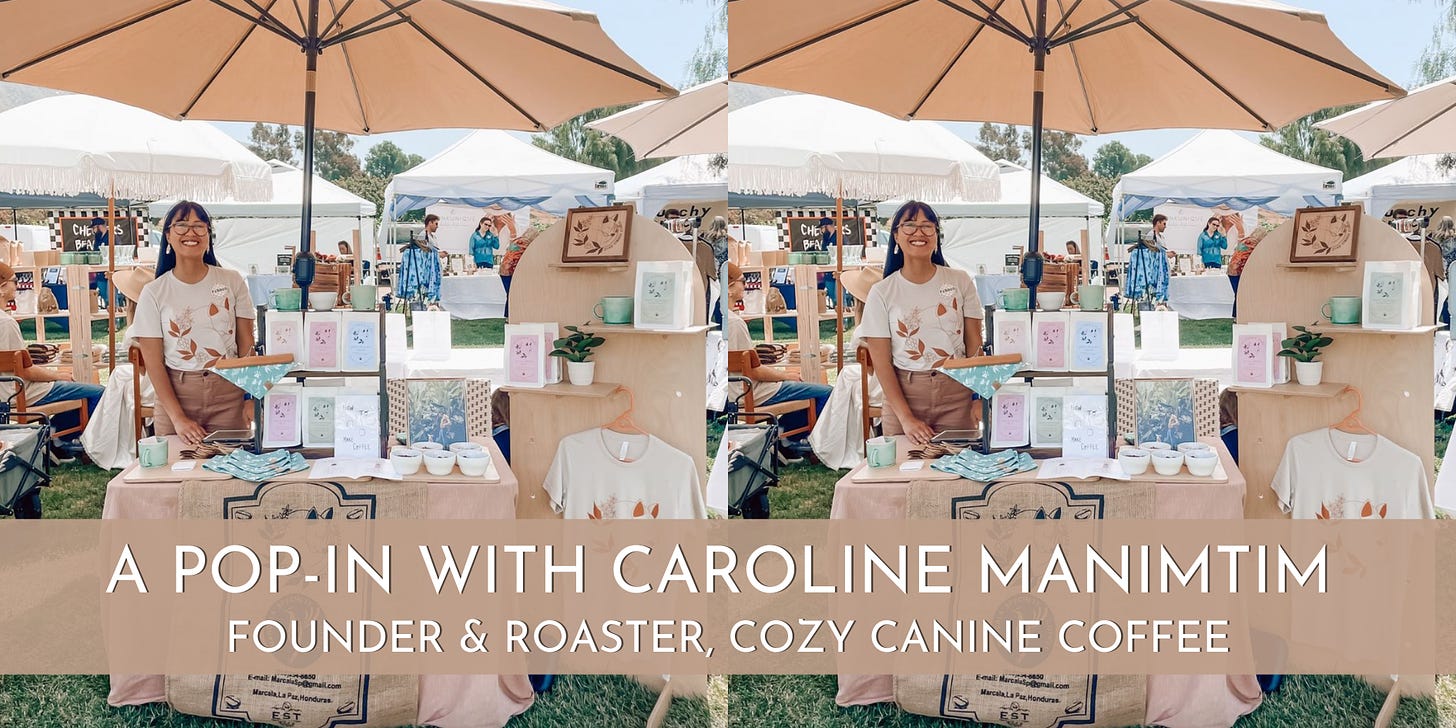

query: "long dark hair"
xmin=882 ymin=200 xmax=947 ymax=278
xmin=155 ymin=200 xmax=220 ymax=278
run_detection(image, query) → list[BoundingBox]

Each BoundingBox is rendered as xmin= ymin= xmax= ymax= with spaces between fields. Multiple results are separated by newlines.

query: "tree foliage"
xmin=295 ymin=129 xmax=361 ymax=181
xmin=1063 ymin=172 xmax=1115 ymax=218
xmin=532 ymin=106 xmax=661 ymax=181
xmin=336 ymin=172 xmax=388 ymax=219
xmin=975 ymin=123 xmax=1023 ymax=164
xmin=247 ymin=122 xmax=294 ymax=165
xmin=1091 ymin=141 xmax=1152 ymax=178
xmin=1036 ymin=130 xmax=1089 ymax=181
xmin=1258 ymin=105 xmax=1392 ymax=181
xmin=683 ymin=0 xmax=726 ymax=85
xmin=364 ymin=141 xmax=425 ymax=178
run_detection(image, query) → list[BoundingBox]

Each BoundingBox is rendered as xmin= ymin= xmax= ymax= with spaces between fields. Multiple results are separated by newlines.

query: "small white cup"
xmin=309 ymin=291 xmax=337 ymax=310
xmin=457 ymin=450 xmax=491 ymax=477
xmin=1185 ymin=451 xmax=1218 ymax=477
xmin=1037 ymin=291 xmax=1065 ymax=311
xmin=389 ymin=447 xmax=422 ymax=476
xmin=1142 ymin=441 xmax=1172 ymax=451
xmin=1176 ymin=442 xmax=1213 ymax=455
xmin=415 ymin=441 xmax=444 ymax=451
xmin=423 ymin=450 xmax=456 ymax=476
xmin=1151 ymin=449 xmax=1184 ymax=476
xmin=449 ymin=442 xmax=484 ymax=455
xmin=1117 ymin=447 xmax=1150 ymax=476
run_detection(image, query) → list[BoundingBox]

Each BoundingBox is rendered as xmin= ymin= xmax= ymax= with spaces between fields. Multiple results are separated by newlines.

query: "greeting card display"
xmin=1231 ymin=324 xmax=1274 ymax=388
xmin=1032 ymin=312 xmax=1069 ymax=371
xmin=300 ymin=386 xmax=338 ymax=448
xmin=339 ymin=312 xmax=379 ymax=372
xmin=265 ymin=311 xmax=305 ymax=367
xmin=1029 ymin=387 xmax=1066 ymax=449
xmin=1061 ymin=393 xmax=1109 ymax=459
xmin=635 ymin=260 xmax=694 ymax=330
xmin=503 ymin=323 xmax=546 ymax=388
xmin=304 ymin=311 xmax=341 ymax=371
xmin=989 ymin=384 xmax=1030 ymax=449
xmin=1362 ymin=260 xmax=1422 ymax=331
xmin=261 ymin=384 xmax=302 ymax=448
xmin=333 ymin=393 xmax=381 ymax=459
xmin=992 ymin=311 xmax=1033 ymax=363
xmin=1068 ymin=312 xmax=1107 ymax=372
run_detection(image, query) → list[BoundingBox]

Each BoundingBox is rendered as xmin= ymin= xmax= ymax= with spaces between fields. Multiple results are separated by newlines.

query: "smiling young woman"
xmin=131 ymin=201 xmax=255 ymax=446
xmin=859 ymin=201 xmax=984 ymax=446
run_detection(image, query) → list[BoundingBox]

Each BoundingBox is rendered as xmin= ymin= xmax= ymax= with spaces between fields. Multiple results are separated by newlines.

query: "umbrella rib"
xmin=220 ymin=0 xmax=304 ymax=44
xmin=641 ymin=101 xmax=728 ymax=158
xmin=1370 ymin=96 xmax=1456 ymax=158
xmin=325 ymin=0 xmax=375 ymax=134
xmin=1048 ymin=0 xmax=1087 ymax=38
xmin=437 ymin=0 xmax=671 ymax=93
xmin=321 ymin=0 xmax=360 ymax=37
xmin=908 ymin=0 xmax=1013 ymax=118
xmin=322 ymin=0 xmax=426 ymax=46
xmin=1169 ymin=0 xmax=1399 ymax=94
xmin=1106 ymin=0 xmax=1272 ymax=130
xmin=950 ymin=0 xmax=1031 ymax=44
xmin=1049 ymin=0 xmax=1151 ymax=46
xmin=1053 ymin=0 xmax=1099 ymax=133
xmin=181 ymin=0 xmax=285 ymax=119
xmin=1053 ymin=14 xmax=1138 ymax=47
xmin=732 ymin=0 xmax=922 ymax=78
xmin=380 ymin=0 xmax=546 ymax=129
xmin=288 ymin=0 xmax=307 ymax=36
xmin=326 ymin=15 xmax=411 ymax=46
xmin=3 ymin=0 xmax=194 ymax=78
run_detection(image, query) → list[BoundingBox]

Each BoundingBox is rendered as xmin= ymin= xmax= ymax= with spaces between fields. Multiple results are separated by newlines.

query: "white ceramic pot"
xmin=1295 ymin=360 xmax=1323 ymax=386
xmin=309 ymin=291 xmax=337 ymax=311
xmin=1117 ymin=447 xmax=1150 ymax=476
xmin=567 ymin=360 xmax=596 ymax=386
xmin=415 ymin=441 xmax=443 ymax=451
xmin=1151 ymin=450 xmax=1184 ymax=476
xmin=423 ymin=450 xmax=456 ymax=476
xmin=1037 ymin=292 xmax=1065 ymax=311
xmin=1185 ymin=452 xmax=1219 ymax=477
xmin=448 ymin=442 xmax=484 ymax=455
xmin=389 ymin=447 xmax=422 ymax=476
xmin=1142 ymin=441 xmax=1172 ymax=451
xmin=457 ymin=451 xmax=492 ymax=477
xmin=1176 ymin=442 xmax=1213 ymax=455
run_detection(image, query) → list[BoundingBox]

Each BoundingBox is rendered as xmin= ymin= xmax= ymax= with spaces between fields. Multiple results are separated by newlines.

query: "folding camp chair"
xmin=723 ymin=376 xmax=781 ymax=518
xmin=0 ymin=376 xmax=52 ymax=519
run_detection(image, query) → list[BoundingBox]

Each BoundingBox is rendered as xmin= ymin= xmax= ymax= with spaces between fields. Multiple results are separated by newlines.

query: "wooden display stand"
xmin=508 ymin=216 xmax=708 ymax=520
xmin=8 ymin=263 xmax=138 ymax=384
xmin=738 ymin=262 xmax=867 ymax=384
xmin=1235 ymin=215 xmax=1434 ymax=519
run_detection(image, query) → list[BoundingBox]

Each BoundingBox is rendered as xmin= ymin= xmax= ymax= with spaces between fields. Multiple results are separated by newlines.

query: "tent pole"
xmin=294 ymin=0 xmax=321 ymax=302
xmin=106 ymin=186 xmax=116 ymax=371
xmin=834 ymin=185 xmax=844 ymax=374
xmin=1023 ymin=0 xmax=1049 ymax=306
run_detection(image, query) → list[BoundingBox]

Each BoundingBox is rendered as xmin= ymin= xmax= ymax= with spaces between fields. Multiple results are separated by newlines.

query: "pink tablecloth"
xmin=830 ymin=438 xmax=1263 ymax=728
xmin=101 ymin=439 xmax=533 ymax=728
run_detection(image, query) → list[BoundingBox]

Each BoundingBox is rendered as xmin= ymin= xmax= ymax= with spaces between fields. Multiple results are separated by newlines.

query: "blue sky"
xmin=215 ymin=0 xmax=718 ymax=160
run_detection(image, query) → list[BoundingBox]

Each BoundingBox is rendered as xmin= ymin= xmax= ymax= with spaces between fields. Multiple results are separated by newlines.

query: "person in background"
xmin=93 ymin=217 xmax=113 ymax=310
xmin=861 ymin=201 xmax=983 ymax=446
xmin=469 ymin=216 xmax=500 ymax=270
xmin=1125 ymin=214 xmax=1171 ymax=309
xmin=1198 ymin=216 xmax=1228 ymax=269
xmin=1219 ymin=387 xmax=1239 ymax=465
xmin=133 ymin=201 xmax=254 ymax=446
xmin=819 ymin=216 xmax=839 ymax=309
xmin=1435 ymin=217 xmax=1456 ymax=326
xmin=398 ymin=213 xmax=443 ymax=307
xmin=81 ymin=267 xmax=157 ymax=469
xmin=499 ymin=226 xmax=541 ymax=319
xmin=1227 ymin=226 xmax=1268 ymax=318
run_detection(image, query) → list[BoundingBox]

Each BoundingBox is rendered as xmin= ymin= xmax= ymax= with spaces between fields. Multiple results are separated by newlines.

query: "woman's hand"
xmin=173 ymin=415 xmax=207 ymax=446
xmin=901 ymin=415 xmax=935 ymax=446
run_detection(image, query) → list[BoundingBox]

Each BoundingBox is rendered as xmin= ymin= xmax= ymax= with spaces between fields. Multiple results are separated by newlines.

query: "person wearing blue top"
xmin=469 ymin=216 xmax=500 ymax=269
xmin=1197 ymin=216 xmax=1228 ymax=268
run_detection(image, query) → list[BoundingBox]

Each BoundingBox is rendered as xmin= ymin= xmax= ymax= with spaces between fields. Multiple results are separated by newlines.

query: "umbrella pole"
xmin=834 ymin=187 xmax=844 ymax=375
xmin=107 ymin=187 xmax=116 ymax=371
xmin=1022 ymin=0 xmax=1049 ymax=306
xmin=294 ymin=0 xmax=321 ymax=303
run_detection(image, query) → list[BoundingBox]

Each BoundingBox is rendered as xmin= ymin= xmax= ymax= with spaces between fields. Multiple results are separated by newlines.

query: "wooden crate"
xmin=1038 ymin=261 xmax=1081 ymax=296
xmin=293 ymin=261 xmax=352 ymax=295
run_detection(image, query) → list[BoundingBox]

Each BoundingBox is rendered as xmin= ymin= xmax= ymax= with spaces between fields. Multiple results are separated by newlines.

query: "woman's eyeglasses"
xmin=169 ymin=222 xmax=209 ymax=234
xmin=897 ymin=222 xmax=937 ymax=234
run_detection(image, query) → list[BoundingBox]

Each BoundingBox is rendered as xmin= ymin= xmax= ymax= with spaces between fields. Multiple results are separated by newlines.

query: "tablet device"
xmin=930 ymin=429 xmax=980 ymax=444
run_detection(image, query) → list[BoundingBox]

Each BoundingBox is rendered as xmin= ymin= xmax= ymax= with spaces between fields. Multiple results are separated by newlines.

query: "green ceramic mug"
xmin=350 ymin=284 xmax=377 ymax=311
xmin=269 ymin=287 xmax=302 ymax=311
xmin=865 ymin=436 xmax=897 ymax=468
xmin=998 ymin=287 xmax=1030 ymax=311
xmin=1077 ymin=284 xmax=1105 ymax=312
xmin=1323 ymin=295 xmax=1361 ymax=325
xmin=137 ymin=436 xmax=168 ymax=469
xmin=594 ymin=295 xmax=633 ymax=325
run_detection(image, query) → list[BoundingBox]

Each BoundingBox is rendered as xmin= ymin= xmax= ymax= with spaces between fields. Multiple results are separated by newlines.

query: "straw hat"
xmin=113 ymin=267 xmax=155 ymax=302
xmin=841 ymin=266 xmax=883 ymax=301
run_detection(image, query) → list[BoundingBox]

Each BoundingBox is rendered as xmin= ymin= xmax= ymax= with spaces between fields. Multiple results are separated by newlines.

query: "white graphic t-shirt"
xmin=859 ymin=267 xmax=982 ymax=371
xmin=131 ymin=267 xmax=254 ymax=371
xmin=1271 ymin=429 xmax=1433 ymax=519
xmin=544 ymin=428 xmax=706 ymax=520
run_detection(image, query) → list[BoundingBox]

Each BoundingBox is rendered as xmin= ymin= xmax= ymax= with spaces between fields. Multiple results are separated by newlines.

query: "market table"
xmin=245 ymin=272 xmax=294 ymax=308
xmin=102 ymin=437 xmax=531 ymax=728
xmin=439 ymin=272 xmax=507 ymax=320
xmin=829 ymin=436 xmax=1262 ymax=728
xmin=974 ymin=273 xmax=1021 ymax=309
xmin=1167 ymin=273 xmax=1234 ymax=320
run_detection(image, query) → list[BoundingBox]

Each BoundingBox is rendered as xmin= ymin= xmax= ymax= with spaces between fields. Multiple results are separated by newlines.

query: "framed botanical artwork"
xmin=503 ymin=323 xmax=546 ymax=387
xmin=1290 ymin=204 xmax=1361 ymax=264
xmin=1231 ymin=324 xmax=1274 ymax=388
xmin=405 ymin=378 xmax=468 ymax=446
xmin=1132 ymin=378 xmax=1196 ymax=446
xmin=562 ymin=204 xmax=633 ymax=264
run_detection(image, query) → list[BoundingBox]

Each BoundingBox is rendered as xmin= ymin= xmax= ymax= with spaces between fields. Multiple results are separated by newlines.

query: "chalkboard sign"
xmin=784 ymin=214 xmax=868 ymax=252
xmin=57 ymin=215 xmax=138 ymax=252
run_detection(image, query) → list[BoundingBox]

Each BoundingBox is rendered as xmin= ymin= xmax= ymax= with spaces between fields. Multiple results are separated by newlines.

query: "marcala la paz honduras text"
xmin=102 ymin=540 xmax=1325 ymax=658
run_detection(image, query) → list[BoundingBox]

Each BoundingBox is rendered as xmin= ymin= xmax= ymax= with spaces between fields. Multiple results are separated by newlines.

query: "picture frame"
xmin=405 ymin=378 xmax=468 ymax=447
xmin=1289 ymin=204 xmax=1361 ymax=264
xmin=1362 ymin=260 xmax=1422 ymax=331
xmin=503 ymin=323 xmax=546 ymax=388
xmin=561 ymin=204 xmax=633 ymax=264
xmin=1231 ymin=324 xmax=1274 ymax=388
xmin=1132 ymin=378 xmax=1196 ymax=446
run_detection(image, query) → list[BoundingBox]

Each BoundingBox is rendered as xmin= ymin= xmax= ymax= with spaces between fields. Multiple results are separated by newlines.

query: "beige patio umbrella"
xmin=730 ymin=0 xmax=1402 ymax=299
xmin=588 ymin=76 xmax=727 ymax=159
xmin=0 ymin=0 xmax=675 ymax=296
xmin=1316 ymin=74 xmax=1456 ymax=158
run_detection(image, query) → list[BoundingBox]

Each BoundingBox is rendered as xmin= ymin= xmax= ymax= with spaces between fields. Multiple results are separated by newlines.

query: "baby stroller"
xmin=0 ymin=376 xmax=52 ymax=519
xmin=722 ymin=403 xmax=780 ymax=519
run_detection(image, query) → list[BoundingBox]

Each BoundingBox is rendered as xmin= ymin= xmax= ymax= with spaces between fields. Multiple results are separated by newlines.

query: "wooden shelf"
xmin=1275 ymin=262 xmax=1357 ymax=272
xmin=502 ymin=381 xmax=621 ymax=398
xmin=547 ymin=261 xmax=630 ymax=272
xmin=1228 ymin=381 xmax=1349 ymax=398
xmin=1309 ymin=324 xmax=1438 ymax=335
xmin=579 ymin=324 xmax=710 ymax=335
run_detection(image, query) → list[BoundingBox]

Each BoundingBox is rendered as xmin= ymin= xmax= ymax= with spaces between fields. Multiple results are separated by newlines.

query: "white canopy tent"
xmin=383 ymin=130 xmax=614 ymax=220
xmin=876 ymin=160 xmax=1104 ymax=274
xmin=1344 ymin=155 xmax=1456 ymax=220
xmin=1111 ymin=130 xmax=1343 ymax=222
xmin=149 ymin=160 xmax=376 ymax=276
xmin=616 ymin=154 xmax=726 ymax=219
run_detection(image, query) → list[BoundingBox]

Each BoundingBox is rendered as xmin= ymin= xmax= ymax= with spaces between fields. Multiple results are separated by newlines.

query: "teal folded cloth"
xmin=935 ymin=362 xmax=1025 ymax=398
xmin=209 ymin=362 xmax=297 ymax=399
xmin=203 ymin=449 xmax=309 ymax=482
xmin=930 ymin=448 xmax=1037 ymax=481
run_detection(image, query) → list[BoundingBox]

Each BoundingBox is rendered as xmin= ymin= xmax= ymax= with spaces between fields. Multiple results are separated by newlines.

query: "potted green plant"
xmin=550 ymin=325 xmax=606 ymax=386
xmin=1278 ymin=325 xmax=1333 ymax=386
